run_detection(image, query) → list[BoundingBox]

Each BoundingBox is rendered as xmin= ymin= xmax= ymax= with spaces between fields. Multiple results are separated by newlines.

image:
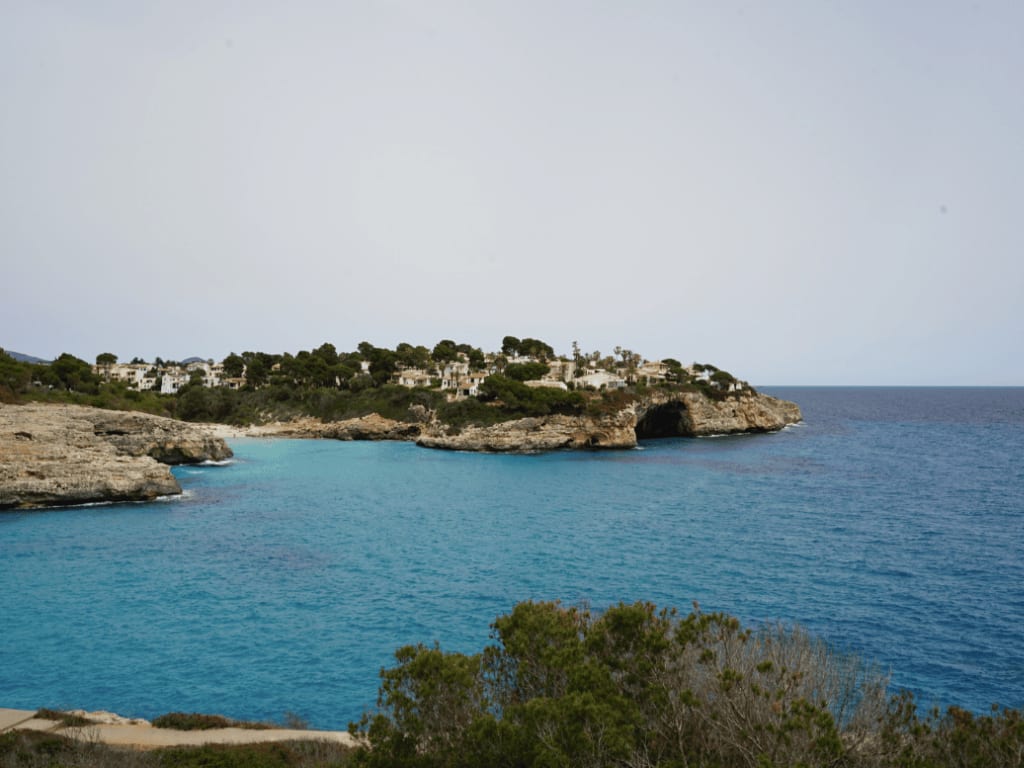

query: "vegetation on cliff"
xmin=1 ymin=338 xmax=755 ymax=431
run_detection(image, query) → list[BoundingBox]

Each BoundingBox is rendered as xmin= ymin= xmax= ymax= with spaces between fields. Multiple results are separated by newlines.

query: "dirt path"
xmin=0 ymin=709 xmax=356 ymax=750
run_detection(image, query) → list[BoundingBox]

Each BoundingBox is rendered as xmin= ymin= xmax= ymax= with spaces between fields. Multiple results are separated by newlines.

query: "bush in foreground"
xmin=351 ymin=600 xmax=1024 ymax=768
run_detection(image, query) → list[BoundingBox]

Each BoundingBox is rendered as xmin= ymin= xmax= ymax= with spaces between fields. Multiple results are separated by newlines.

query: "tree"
xmin=242 ymin=357 xmax=267 ymax=389
xmin=465 ymin=346 xmax=486 ymax=370
xmin=710 ymin=369 xmax=737 ymax=390
xmin=0 ymin=350 xmax=31 ymax=400
xmin=313 ymin=342 xmax=339 ymax=366
xmin=355 ymin=342 xmax=398 ymax=386
xmin=43 ymin=353 xmax=98 ymax=393
xmin=395 ymin=343 xmax=430 ymax=370
xmin=355 ymin=643 xmax=487 ymax=766
xmin=222 ymin=353 xmax=245 ymax=378
xmin=431 ymin=339 xmax=460 ymax=365
xmin=504 ymin=362 xmax=550 ymax=382
xmin=501 ymin=336 xmax=521 ymax=356
xmin=96 ymin=352 xmax=117 ymax=366
xmin=518 ymin=337 xmax=554 ymax=360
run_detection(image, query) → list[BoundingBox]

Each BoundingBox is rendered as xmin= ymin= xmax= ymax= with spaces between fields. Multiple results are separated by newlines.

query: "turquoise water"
xmin=1 ymin=387 xmax=1022 ymax=729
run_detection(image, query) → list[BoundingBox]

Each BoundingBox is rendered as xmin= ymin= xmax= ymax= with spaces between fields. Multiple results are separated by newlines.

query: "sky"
xmin=2 ymin=2 xmax=1022 ymax=385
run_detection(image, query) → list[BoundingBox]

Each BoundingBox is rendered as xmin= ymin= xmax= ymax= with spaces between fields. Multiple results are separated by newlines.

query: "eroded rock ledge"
xmin=244 ymin=390 xmax=802 ymax=453
xmin=0 ymin=404 xmax=233 ymax=510
xmin=418 ymin=390 xmax=802 ymax=452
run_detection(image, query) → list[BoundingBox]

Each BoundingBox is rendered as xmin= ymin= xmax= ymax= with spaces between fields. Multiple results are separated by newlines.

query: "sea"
xmin=1 ymin=387 xmax=1022 ymax=730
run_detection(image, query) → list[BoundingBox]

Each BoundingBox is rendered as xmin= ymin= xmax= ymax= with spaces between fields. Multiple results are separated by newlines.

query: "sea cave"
xmin=634 ymin=401 xmax=692 ymax=440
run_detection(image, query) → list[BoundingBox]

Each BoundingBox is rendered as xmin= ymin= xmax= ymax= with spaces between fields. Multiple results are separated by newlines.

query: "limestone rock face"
xmin=320 ymin=413 xmax=422 ymax=441
xmin=253 ymin=413 xmax=422 ymax=441
xmin=416 ymin=390 xmax=802 ymax=453
xmin=633 ymin=391 xmax=803 ymax=438
xmin=0 ymin=404 xmax=233 ymax=510
xmin=250 ymin=390 xmax=801 ymax=453
xmin=89 ymin=410 xmax=234 ymax=464
xmin=417 ymin=412 xmax=638 ymax=452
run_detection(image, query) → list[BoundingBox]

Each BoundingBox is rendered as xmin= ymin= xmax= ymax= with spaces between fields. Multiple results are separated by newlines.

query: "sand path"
xmin=0 ymin=708 xmax=356 ymax=750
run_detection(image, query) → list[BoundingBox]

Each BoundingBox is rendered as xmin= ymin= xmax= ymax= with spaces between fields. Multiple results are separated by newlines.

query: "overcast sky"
xmin=2 ymin=2 xmax=1021 ymax=384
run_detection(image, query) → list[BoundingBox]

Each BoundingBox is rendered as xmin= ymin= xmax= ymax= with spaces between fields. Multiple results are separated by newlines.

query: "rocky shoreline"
xmin=0 ymin=391 xmax=800 ymax=508
xmin=0 ymin=403 xmax=233 ymax=510
xmin=210 ymin=389 xmax=803 ymax=452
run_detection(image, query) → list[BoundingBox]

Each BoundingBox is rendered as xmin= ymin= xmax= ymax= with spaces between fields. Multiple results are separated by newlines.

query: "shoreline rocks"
xmin=417 ymin=411 xmax=637 ymax=452
xmin=417 ymin=390 xmax=802 ymax=452
xmin=237 ymin=390 xmax=803 ymax=453
xmin=0 ymin=404 xmax=233 ymax=510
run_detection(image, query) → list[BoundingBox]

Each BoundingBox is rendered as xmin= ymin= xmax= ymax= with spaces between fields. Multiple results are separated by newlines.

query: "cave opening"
xmin=635 ymin=402 xmax=691 ymax=440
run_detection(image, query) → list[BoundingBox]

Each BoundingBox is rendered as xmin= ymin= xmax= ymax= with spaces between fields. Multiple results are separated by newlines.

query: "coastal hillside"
xmin=1 ymin=338 xmax=801 ymax=449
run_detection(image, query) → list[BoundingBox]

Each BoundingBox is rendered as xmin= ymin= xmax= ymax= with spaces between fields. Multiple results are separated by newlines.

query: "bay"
xmin=1 ymin=387 xmax=1022 ymax=729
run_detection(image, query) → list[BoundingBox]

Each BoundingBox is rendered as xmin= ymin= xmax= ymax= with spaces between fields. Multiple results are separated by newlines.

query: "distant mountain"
xmin=181 ymin=356 xmax=208 ymax=364
xmin=3 ymin=350 xmax=50 ymax=365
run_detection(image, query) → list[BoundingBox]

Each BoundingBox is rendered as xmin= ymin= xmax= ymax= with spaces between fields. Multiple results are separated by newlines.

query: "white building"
xmin=396 ymin=369 xmax=433 ymax=388
xmin=576 ymin=371 xmax=627 ymax=390
xmin=160 ymin=372 xmax=191 ymax=394
xmin=525 ymin=379 xmax=568 ymax=391
xmin=440 ymin=361 xmax=471 ymax=391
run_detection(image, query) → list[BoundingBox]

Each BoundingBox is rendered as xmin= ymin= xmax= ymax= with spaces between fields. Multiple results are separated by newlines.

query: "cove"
xmin=1 ymin=387 xmax=1022 ymax=728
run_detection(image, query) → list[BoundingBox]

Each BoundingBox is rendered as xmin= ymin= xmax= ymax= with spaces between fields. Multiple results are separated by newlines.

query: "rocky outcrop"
xmin=204 ymin=390 xmax=801 ymax=454
xmin=633 ymin=391 xmax=803 ymax=439
xmin=0 ymin=404 xmax=233 ymax=510
xmin=417 ymin=390 xmax=802 ymax=453
xmin=89 ymin=410 xmax=234 ymax=464
xmin=250 ymin=413 xmax=423 ymax=441
xmin=417 ymin=411 xmax=637 ymax=452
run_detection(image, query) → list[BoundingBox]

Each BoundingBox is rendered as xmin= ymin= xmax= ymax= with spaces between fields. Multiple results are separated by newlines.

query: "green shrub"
xmin=151 ymin=712 xmax=273 ymax=730
xmin=0 ymin=731 xmax=355 ymax=768
xmin=34 ymin=708 xmax=95 ymax=726
xmin=352 ymin=601 xmax=1024 ymax=767
xmin=352 ymin=601 xmax=895 ymax=768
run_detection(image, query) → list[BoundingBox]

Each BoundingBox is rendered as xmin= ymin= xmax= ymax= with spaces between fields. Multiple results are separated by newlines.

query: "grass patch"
xmin=151 ymin=712 xmax=273 ymax=731
xmin=0 ymin=730 xmax=355 ymax=767
xmin=34 ymin=708 xmax=96 ymax=727
xmin=153 ymin=741 xmax=354 ymax=768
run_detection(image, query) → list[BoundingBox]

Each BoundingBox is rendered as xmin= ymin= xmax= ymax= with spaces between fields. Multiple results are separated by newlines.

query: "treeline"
xmin=351 ymin=600 xmax=1024 ymax=768
xmin=0 ymin=350 xmax=176 ymax=415
xmin=0 ymin=337 xmax=746 ymax=427
xmin=0 ymin=340 xmax=582 ymax=426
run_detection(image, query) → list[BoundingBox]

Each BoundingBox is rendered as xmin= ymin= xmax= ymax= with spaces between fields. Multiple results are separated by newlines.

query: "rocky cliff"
xmin=0 ymin=404 xmax=233 ymax=510
xmin=243 ymin=390 xmax=801 ymax=453
xmin=416 ymin=411 xmax=637 ymax=452
xmin=634 ymin=390 xmax=803 ymax=439
xmin=418 ymin=390 xmax=801 ymax=452
xmin=250 ymin=412 xmax=423 ymax=441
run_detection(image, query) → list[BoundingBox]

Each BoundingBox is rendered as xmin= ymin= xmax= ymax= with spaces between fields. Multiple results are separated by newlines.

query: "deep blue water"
xmin=1 ymin=387 xmax=1022 ymax=729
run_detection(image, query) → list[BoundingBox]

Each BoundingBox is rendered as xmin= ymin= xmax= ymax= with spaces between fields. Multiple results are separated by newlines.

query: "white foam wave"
xmin=156 ymin=490 xmax=194 ymax=503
